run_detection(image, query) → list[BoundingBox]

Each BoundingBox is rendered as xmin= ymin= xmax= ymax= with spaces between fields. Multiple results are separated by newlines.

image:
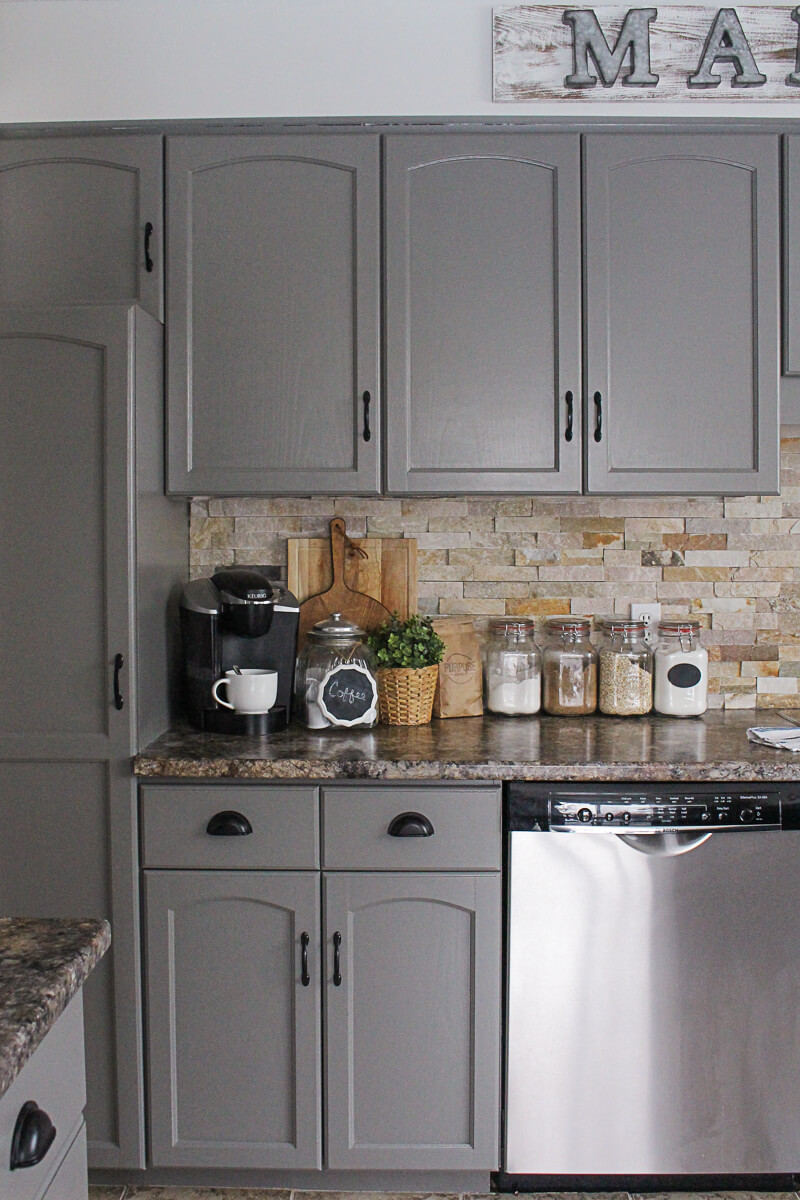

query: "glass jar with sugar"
xmin=485 ymin=618 xmax=541 ymax=716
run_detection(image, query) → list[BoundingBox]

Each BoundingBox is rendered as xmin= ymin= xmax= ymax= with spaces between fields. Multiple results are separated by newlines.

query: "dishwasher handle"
xmin=617 ymin=830 xmax=713 ymax=856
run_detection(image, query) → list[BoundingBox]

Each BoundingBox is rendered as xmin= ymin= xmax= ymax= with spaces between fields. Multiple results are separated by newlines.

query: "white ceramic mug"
xmin=211 ymin=668 xmax=278 ymax=713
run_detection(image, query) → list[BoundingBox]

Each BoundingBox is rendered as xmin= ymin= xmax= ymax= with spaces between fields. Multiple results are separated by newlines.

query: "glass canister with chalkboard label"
xmin=653 ymin=617 xmax=708 ymax=717
xmin=294 ymin=612 xmax=378 ymax=729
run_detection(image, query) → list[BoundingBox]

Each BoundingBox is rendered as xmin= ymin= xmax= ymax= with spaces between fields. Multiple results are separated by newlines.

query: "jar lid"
xmin=658 ymin=617 xmax=701 ymax=634
xmin=307 ymin=611 xmax=366 ymax=641
xmin=597 ymin=615 xmax=647 ymax=633
xmin=546 ymin=615 xmax=592 ymax=633
xmin=488 ymin=617 xmax=536 ymax=635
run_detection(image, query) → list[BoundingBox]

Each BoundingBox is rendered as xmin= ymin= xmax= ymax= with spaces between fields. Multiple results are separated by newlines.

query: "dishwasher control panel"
xmin=549 ymin=790 xmax=782 ymax=830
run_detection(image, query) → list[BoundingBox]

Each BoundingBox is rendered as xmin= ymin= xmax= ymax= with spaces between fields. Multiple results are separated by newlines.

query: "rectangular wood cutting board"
xmin=287 ymin=534 xmax=418 ymax=622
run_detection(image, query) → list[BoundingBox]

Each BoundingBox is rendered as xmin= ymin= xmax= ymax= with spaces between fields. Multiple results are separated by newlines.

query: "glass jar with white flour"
xmin=654 ymin=618 xmax=708 ymax=716
xmin=485 ymin=618 xmax=541 ymax=715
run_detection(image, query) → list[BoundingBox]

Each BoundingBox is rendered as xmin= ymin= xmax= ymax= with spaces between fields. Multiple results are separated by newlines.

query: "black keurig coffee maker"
xmin=180 ymin=568 xmax=299 ymax=734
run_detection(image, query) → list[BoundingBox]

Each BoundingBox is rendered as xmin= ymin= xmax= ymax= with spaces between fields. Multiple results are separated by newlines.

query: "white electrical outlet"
xmin=630 ymin=602 xmax=661 ymax=642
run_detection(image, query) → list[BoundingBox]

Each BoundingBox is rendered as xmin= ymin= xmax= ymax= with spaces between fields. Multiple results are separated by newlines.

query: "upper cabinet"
xmin=166 ymin=134 xmax=380 ymax=496
xmin=163 ymin=128 xmax=781 ymax=497
xmin=782 ymin=136 xmax=800 ymax=423
xmin=384 ymin=134 xmax=582 ymax=494
xmin=0 ymin=135 xmax=163 ymax=320
xmin=585 ymin=134 xmax=780 ymax=495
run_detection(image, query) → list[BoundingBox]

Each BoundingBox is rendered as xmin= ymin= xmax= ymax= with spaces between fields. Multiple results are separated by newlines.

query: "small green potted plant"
xmin=367 ymin=614 xmax=446 ymax=725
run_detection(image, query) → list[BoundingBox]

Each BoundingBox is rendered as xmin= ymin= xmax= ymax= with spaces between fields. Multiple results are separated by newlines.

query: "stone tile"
xmin=684 ymin=550 xmax=752 ymax=567
xmin=758 ymin=692 xmax=800 ymax=707
xmin=506 ymin=597 xmax=572 ymax=617
xmin=663 ymin=566 xmax=734 ymax=582
xmin=723 ymin=691 xmax=758 ymax=708
xmin=464 ymin=581 xmax=531 ymax=599
xmin=758 ymin=675 xmax=799 ymax=693
xmin=402 ymin=498 xmax=468 ymax=517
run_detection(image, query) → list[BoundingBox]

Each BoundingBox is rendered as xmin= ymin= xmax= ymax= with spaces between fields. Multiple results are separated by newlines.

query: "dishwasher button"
xmin=739 ymin=807 xmax=755 ymax=823
xmin=619 ymin=812 xmax=632 ymax=825
xmin=578 ymin=808 xmax=593 ymax=823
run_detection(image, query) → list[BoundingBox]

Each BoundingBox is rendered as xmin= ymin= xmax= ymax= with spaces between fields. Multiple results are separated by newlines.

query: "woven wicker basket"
xmin=377 ymin=663 xmax=439 ymax=726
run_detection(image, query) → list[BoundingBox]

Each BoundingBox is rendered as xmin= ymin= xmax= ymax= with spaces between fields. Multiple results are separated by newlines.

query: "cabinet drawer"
xmin=140 ymin=784 xmax=319 ymax=869
xmin=321 ymin=786 xmax=501 ymax=871
xmin=40 ymin=1123 xmax=87 ymax=1200
xmin=0 ymin=993 xmax=86 ymax=1200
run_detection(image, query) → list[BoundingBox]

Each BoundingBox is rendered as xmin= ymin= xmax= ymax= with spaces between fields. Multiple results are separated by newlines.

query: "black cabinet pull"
xmin=333 ymin=930 xmax=342 ymax=986
xmin=10 ymin=1102 xmax=56 ymax=1170
xmin=206 ymin=810 xmax=253 ymax=836
xmin=113 ymin=653 xmax=125 ymax=711
xmin=387 ymin=811 xmax=435 ymax=838
xmin=565 ymin=391 xmax=574 ymax=443
xmin=362 ymin=391 xmax=372 ymax=442
xmin=300 ymin=931 xmax=310 ymax=987
xmin=593 ymin=391 xmax=603 ymax=443
xmin=144 ymin=221 xmax=154 ymax=273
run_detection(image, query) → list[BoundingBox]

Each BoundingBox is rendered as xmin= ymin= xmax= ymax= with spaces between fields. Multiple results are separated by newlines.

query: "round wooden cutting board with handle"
xmin=297 ymin=518 xmax=393 ymax=646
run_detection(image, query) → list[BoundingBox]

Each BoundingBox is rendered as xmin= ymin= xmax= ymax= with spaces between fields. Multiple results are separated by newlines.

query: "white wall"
xmin=0 ymin=0 xmax=795 ymax=124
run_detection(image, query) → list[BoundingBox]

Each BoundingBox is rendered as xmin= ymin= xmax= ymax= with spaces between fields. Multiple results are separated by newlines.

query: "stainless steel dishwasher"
xmin=505 ymin=782 xmax=800 ymax=1178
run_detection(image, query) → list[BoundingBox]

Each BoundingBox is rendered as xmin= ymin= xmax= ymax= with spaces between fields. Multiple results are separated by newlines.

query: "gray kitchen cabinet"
xmin=144 ymin=870 xmax=322 ymax=1169
xmin=0 ymin=306 xmax=187 ymax=1170
xmin=323 ymin=871 xmax=501 ymax=1170
xmin=782 ymin=136 xmax=800 ymax=423
xmin=166 ymin=134 xmax=380 ymax=495
xmin=139 ymin=780 xmax=502 ymax=1174
xmin=0 ymin=136 xmax=163 ymax=319
xmin=384 ymin=133 xmax=582 ymax=494
xmin=584 ymin=134 xmax=780 ymax=494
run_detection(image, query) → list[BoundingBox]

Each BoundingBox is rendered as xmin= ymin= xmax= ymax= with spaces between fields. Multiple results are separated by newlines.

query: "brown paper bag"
xmin=431 ymin=617 xmax=484 ymax=718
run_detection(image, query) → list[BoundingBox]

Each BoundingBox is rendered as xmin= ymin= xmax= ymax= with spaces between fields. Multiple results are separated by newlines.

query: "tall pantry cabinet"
xmin=0 ymin=137 xmax=185 ymax=1172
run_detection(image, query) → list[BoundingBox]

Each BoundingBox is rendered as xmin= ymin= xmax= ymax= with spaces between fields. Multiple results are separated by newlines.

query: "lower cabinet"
xmin=141 ymin=781 xmax=502 ymax=1174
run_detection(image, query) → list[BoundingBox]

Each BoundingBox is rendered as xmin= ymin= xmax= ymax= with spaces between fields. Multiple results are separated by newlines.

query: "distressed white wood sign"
xmin=494 ymin=5 xmax=800 ymax=100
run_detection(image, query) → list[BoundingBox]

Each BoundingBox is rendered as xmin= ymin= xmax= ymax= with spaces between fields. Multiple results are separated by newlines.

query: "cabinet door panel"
xmin=0 ymin=761 xmax=144 ymax=1170
xmin=0 ymin=309 xmax=134 ymax=761
xmin=585 ymin=134 xmax=779 ymax=494
xmin=0 ymin=136 xmax=162 ymax=319
xmin=324 ymin=872 xmax=501 ymax=1169
xmin=782 ymin=136 xmax=800 ymax=422
xmin=385 ymin=134 xmax=581 ymax=493
xmin=145 ymin=870 xmax=322 ymax=1169
xmin=167 ymin=134 xmax=379 ymax=495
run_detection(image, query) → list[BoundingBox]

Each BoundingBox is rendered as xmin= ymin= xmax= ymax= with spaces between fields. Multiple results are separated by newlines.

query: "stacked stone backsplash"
xmin=190 ymin=438 xmax=800 ymax=712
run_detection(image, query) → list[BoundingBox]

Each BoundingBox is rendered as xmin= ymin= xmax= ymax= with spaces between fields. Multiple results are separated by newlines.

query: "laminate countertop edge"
xmin=133 ymin=711 xmax=800 ymax=783
xmin=0 ymin=917 xmax=111 ymax=1099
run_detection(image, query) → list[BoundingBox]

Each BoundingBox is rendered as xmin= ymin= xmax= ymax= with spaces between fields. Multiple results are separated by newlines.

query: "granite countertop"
xmin=134 ymin=710 xmax=800 ymax=782
xmin=0 ymin=917 xmax=111 ymax=1099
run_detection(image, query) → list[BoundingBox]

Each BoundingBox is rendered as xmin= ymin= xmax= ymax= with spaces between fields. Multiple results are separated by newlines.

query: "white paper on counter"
xmin=746 ymin=726 xmax=800 ymax=752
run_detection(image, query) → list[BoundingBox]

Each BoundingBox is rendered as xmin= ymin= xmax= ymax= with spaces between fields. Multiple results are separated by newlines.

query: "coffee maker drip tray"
xmin=200 ymin=706 xmax=288 ymax=736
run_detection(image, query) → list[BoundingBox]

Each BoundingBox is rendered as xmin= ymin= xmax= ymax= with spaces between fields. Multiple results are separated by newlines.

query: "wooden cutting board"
xmin=288 ymin=518 xmax=418 ymax=644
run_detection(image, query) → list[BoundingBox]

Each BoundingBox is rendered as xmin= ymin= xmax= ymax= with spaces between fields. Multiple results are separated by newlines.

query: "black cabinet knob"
xmin=206 ymin=810 xmax=253 ymax=836
xmin=387 ymin=811 xmax=435 ymax=838
xmin=10 ymin=1101 xmax=56 ymax=1170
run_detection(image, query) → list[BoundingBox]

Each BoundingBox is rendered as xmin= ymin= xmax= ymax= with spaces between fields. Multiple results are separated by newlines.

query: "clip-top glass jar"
xmin=294 ymin=612 xmax=378 ymax=729
xmin=654 ymin=617 xmax=708 ymax=717
xmin=597 ymin=616 xmax=653 ymax=716
xmin=542 ymin=616 xmax=598 ymax=716
xmin=485 ymin=618 xmax=541 ymax=715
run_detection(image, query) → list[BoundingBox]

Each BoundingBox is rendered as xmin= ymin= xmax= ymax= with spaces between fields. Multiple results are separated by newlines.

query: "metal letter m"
xmin=563 ymin=8 xmax=659 ymax=87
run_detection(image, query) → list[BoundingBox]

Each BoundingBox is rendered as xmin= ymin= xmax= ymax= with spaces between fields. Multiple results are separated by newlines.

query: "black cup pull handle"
xmin=300 ymin=931 xmax=310 ymax=987
xmin=333 ymin=930 xmax=342 ymax=986
xmin=362 ymin=391 xmax=371 ymax=442
xmin=387 ymin=811 xmax=435 ymax=838
xmin=565 ymin=391 xmax=574 ymax=443
xmin=206 ymin=810 xmax=253 ymax=836
xmin=113 ymin=652 xmax=124 ymax=711
xmin=594 ymin=391 xmax=603 ymax=443
xmin=10 ymin=1101 xmax=56 ymax=1170
xmin=144 ymin=221 xmax=154 ymax=273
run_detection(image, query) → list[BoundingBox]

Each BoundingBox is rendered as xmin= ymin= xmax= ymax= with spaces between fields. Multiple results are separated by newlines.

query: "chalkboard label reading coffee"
xmin=318 ymin=664 xmax=378 ymax=727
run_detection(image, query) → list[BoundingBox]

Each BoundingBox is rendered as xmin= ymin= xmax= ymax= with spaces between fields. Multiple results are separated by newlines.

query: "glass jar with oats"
xmin=542 ymin=616 xmax=598 ymax=716
xmin=597 ymin=616 xmax=653 ymax=716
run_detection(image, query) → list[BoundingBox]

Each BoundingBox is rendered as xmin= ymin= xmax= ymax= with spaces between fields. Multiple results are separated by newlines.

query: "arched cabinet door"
xmin=385 ymin=134 xmax=582 ymax=494
xmin=323 ymin=871 xmax=501 ymax=1170
xmin=0 ymin=136 xmax=162 ymax=319
xmin=584 ymin=133 xmax=780 ymax=495
xmin=144 ymin=870 xmax=322 ymax=1169
xmin=166 ymin=134 xmax=380 ymax=495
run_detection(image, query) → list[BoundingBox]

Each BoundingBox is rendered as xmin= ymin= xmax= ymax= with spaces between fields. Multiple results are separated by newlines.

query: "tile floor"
xmin=86 ymin=1191 xmax=800 ymax=1200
